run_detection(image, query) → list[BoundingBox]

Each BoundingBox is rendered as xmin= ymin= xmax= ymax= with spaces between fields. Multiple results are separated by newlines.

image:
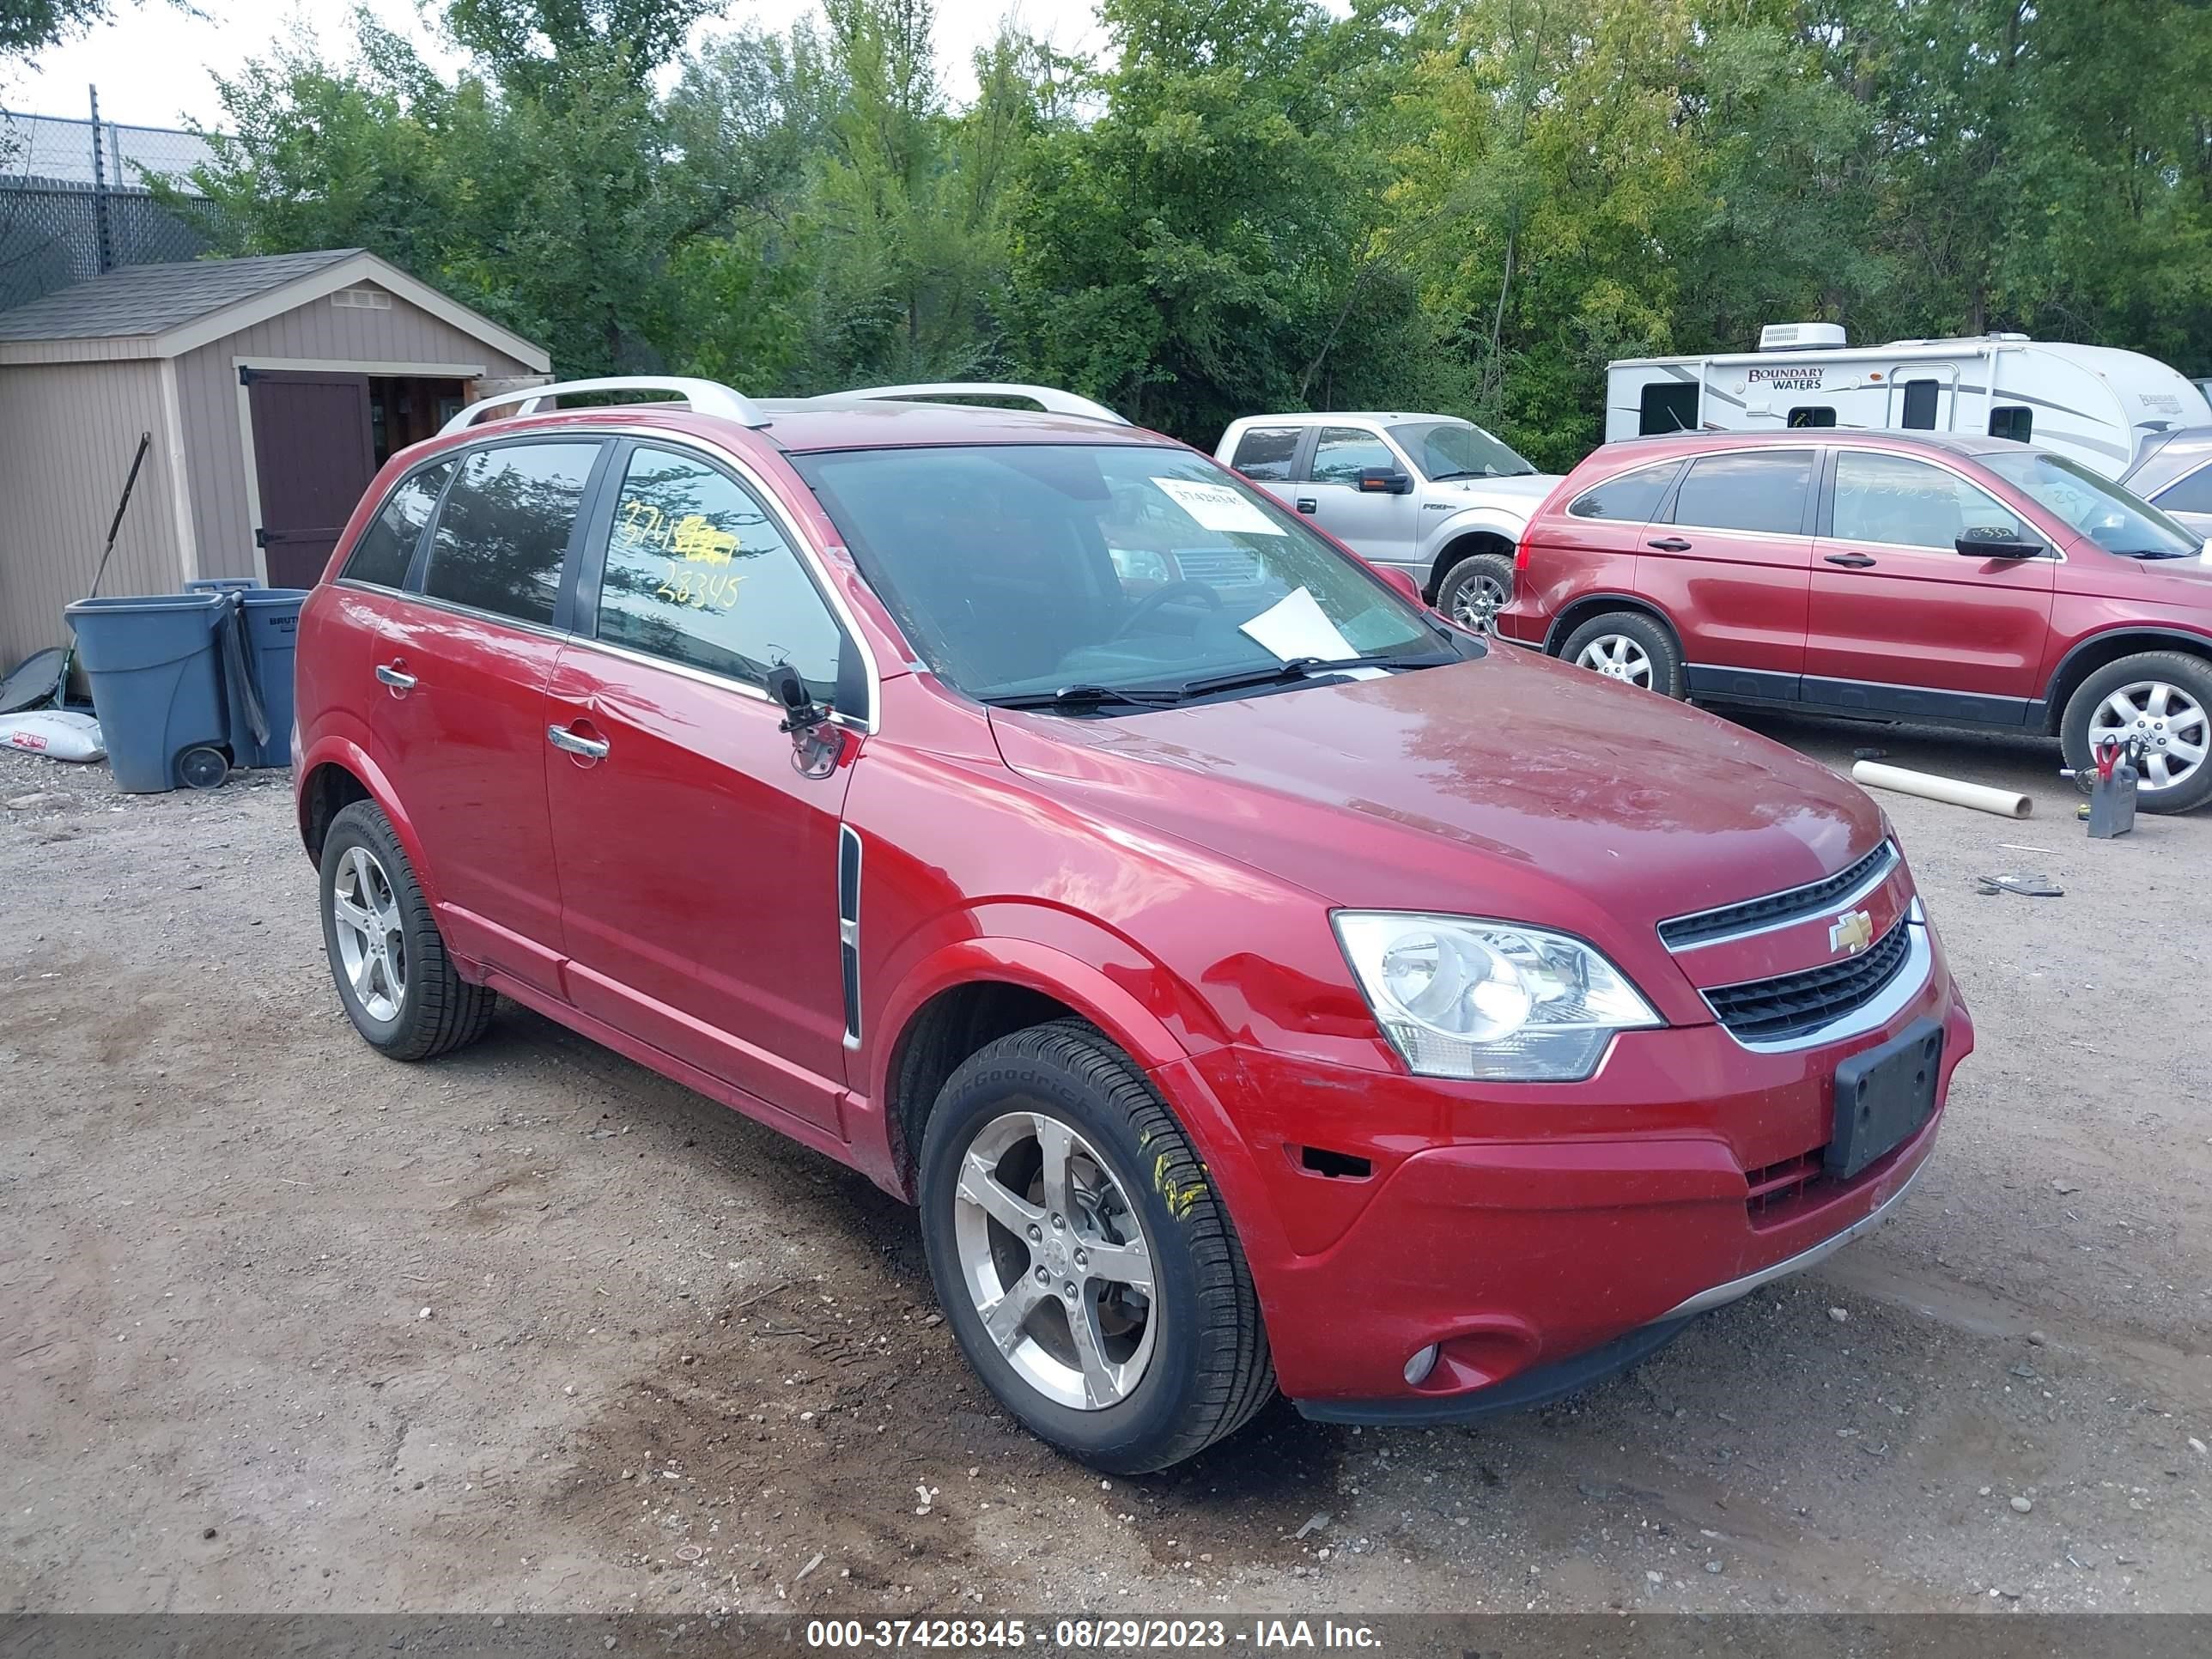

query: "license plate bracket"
xmin=1826 ymin=1017 xmax=1944 ymax=1182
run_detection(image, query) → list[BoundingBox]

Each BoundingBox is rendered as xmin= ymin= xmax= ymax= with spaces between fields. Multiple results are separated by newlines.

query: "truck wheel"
xmin=320 ymin=799 xmax=496 ymax=1059
xmin=2060 ymin=652 xmax=2212 ymax=814
xmin=1559 ymin=611 xmax=1686 ymax=699
xmin=918 ymin=1019 xmax=1275 ymax=1473
xmin=1437 ymin=551 xmax=1514 ymax=635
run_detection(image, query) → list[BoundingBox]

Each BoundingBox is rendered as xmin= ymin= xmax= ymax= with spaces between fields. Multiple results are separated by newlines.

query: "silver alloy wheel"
xmin=331 ymin=845 xmax=408 ymax=1023
xmin=951 ymin=1109 xmax=1158 ymax=1412
xmin=1449 ymin=572 xmax=1509 ymax=635
xmin=2088 ymin=678 xmax=2209 ymax=792
xmin=1574 ymin=632 xmax=1656 ymax=689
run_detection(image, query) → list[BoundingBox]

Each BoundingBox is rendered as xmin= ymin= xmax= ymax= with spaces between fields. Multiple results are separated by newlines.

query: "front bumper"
xmin=1150 ymin=950 xmax=1971 ymax=1413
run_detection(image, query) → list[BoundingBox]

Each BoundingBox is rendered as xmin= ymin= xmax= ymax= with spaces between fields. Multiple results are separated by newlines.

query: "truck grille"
xmin=1703 ymin=916 xmax=1912 ymax=1042
xmin=1659 ymin=841 xmax=1897 ymax=950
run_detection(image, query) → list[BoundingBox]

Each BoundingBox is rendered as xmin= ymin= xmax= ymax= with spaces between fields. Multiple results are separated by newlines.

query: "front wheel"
xmin=1559 ymin=611 xmax=1686 ymax=699
xmin=917 ymin=1020 xmax=1274 ymax=1473
xmin=1437 ymin=551 xmax=1515 ymax=635
xmin=2060 ymin=651 xmax=2212 ymax=814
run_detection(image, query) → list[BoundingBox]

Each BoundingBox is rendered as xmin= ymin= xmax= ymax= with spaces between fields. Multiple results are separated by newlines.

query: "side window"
xmin=1639 ymin=381 xmax=1699 ymax=435
xmin=1830 ymin=453 xmax=2027 ymax=550
xmin=595 ymin=446 xmax=843 ymax=701
xmin=1900 ymin=380 xmax=1940 ymax=429
xmin=1787 ymin=406 xmax=1837 ymax=428
xmin=2154 ymin=465 xmax=2212 ymax=515
xmin=422 ymin=442 xmax=600 ymax=625
xmin=1309 ymin=427 xmax=1396 ymax=485
xmin=1989 ymin=406 xmax=2033 ymax=444
xmin=1668 ymin=450 xmax=1813 ymax=534
xmin=1568 ymin=462 xmax=1680 ymax=522
xmin=1231 ymin=426 xmax=1303 ymax=483
xmin=342 ymin=462 xmax=449 ymax=589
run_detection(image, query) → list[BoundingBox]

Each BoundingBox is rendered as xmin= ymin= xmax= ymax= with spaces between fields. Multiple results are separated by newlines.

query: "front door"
xmin=1803 ymin=448 xmax=2057 ymax=721
xmin=247 ymin=369 xmax=379 ymax=588
xmin=1638 ymin=447 xmax=1816 ymax=690
xmin=545 ymin=441 xmax=855 ymax=1132
xmin=1297 ymin=426 xmax=1421 ymax=563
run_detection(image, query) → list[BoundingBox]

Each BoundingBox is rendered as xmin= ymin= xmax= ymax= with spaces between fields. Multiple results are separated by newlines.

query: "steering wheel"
xmin=1113 ymin=579 xmax=1223 ymax=640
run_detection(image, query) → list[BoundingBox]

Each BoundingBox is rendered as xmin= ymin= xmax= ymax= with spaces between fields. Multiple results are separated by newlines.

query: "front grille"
xmin=1743 ymin=1150 xmax=1827 ymax=1224
xmin=1704 ymin=916 xmax=1912 ymax=1042
xmin=1659 ymin=841 xmax=1897 ymax=950
xmin=1173 ymin=547 xmax=1263 ymax=585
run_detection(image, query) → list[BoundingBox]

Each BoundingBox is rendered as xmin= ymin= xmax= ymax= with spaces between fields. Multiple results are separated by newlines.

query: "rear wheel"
xmin=320 ymin=799 xmax=496 ymax=1059
xmin=2060 ymin=652 xmax=2212 ymax=814
xmin=1559 ymin=611 xmax=1686 ymax=699
xmin=917 ymin=1020 xmax=1274 ymax=1473
xmin=1437 ymin=551 xmax=1515 ymax=635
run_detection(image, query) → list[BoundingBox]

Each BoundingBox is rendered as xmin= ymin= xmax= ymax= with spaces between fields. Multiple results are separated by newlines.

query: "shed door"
xmin=247 ymin=369 xmax=377 ymax=588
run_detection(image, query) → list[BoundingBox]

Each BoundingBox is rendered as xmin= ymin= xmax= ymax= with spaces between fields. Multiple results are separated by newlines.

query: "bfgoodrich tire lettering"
xmin=918 ymin=1019 xmax=1274 ymax=1473
xmin=319 ymin=799 xmax=496 ymax=1060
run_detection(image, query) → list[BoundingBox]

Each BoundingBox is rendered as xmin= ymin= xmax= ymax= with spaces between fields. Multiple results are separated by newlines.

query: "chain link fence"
xmin=0 ymin=103 xmax=225 ymax=312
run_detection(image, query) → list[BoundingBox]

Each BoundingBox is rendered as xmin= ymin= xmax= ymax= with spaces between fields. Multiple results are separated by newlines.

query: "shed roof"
xmin=0 ymin=249 xmax=356 ymax=342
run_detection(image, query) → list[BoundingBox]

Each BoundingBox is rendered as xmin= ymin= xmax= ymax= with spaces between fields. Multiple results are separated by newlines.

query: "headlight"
xmin=1332 ymin=912 xmax=1661 ymax=1081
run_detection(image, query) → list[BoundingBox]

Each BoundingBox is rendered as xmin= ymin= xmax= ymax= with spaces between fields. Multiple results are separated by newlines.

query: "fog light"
xmin=1403 ymin=1344 xmax=1440 ymax=1387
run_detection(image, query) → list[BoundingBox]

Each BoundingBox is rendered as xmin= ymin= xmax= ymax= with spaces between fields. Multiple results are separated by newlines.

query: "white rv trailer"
xmin=1606 ymin=323 xmax=2203 ymax=478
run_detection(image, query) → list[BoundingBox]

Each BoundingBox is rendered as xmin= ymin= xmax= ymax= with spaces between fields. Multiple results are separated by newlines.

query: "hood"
xmin=1431 ymin=473 xmax=1559 ymax=524
xmin=986 ymin=647 xmax=1885 ymax=952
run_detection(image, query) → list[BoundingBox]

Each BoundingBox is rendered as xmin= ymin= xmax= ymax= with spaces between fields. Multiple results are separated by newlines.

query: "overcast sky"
xmin=4 ymin=0 xmax=1097 ymax=129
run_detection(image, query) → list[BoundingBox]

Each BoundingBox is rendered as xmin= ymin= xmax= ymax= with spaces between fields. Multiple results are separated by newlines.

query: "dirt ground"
xmin=3 ymin=708 xmax=2208 ymax=1619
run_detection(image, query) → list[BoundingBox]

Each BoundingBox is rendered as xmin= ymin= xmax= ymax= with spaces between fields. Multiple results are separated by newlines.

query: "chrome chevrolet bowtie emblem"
xmin=1828 ymin=908 xmax=1875 ymax=957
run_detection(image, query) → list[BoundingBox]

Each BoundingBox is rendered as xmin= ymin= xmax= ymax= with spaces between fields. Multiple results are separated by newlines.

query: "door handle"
xmin=374 ymin=662 xmax=416 ymax=692
xmin=546 ymin=724 xmax=611 ymax=761
xmin=1646 ymin=537 xmax=1692 ymax=552
xmin=1823 ymin=552 xmax=1878 ymax=568
xmin=1296 ymin=498 xmax=1318 ymax=514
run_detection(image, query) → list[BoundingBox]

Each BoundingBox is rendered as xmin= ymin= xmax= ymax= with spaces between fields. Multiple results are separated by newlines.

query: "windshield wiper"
xmin=1173 ymin=653 xmax=1447 ymax=701
xmin=1431 ymin=467 xmax=1538 ymax=482
xmin=981 ymin=683 xmax=1184 ymax=713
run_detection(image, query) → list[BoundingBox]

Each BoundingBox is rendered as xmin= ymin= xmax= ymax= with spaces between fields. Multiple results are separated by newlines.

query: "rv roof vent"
xmin=1758 ymin=322 xmax=1847 ymax=352
xmin=1986 ymin=331 xmax=2029 ymax=342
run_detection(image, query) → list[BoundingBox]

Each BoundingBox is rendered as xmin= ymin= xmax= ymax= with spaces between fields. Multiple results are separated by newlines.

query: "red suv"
xmin=293 ymin=378 xmax=1972 ymax=1471
xmin=1501 ymin=430 xmax=2212 ymax=811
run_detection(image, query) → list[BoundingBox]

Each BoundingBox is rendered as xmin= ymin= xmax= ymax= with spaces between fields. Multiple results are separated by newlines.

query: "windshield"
xmin=1388 ymin=420 xmax=1536 ymax=481
xmin=790 ymin=444 xmax=1452 ymax=705
xmin=1982 ymin=450 xmax=2203 ymax=558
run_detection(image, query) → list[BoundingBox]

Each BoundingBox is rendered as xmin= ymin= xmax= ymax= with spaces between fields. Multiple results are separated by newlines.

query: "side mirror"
xmin=1955 ymin=531 xmax=2045 ymax=561
xmin=1372 ymin=565 xmax=1425 ymax=605
xmin=1358 ymin=466 xmax=1414 ymax=496
xmin=764 ymin=663 xmax=847 ymax=778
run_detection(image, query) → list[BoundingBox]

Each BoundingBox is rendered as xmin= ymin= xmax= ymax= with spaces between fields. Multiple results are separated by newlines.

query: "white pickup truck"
xmin=1212 ymin=412 xmax=1559 ymax=632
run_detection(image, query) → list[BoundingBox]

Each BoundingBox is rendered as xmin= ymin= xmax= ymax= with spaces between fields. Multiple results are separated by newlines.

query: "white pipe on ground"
xmin=1850 ymin=761 xmax=2033 ymax=819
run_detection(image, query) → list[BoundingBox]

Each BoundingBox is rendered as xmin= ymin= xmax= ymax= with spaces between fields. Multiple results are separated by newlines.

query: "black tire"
xmin=1436 ymin=550 xmax=1515 ymax=635
xmin=917 ymin=1019 xmax=1274 ymax=1473
xmin=2059 ymin=651 xmax=2212 ymax=815
xmin=1558 ymin=610 xmax=1686 ymax=699
xmin=319 ymin=799 xmax=496 ymax=1060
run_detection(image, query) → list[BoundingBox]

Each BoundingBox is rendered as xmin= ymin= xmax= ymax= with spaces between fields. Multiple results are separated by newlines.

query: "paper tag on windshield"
xmin=1152 ymin=477 xmax=1285 ymax=536
xmin=1238 ymin=587 xmax=1358 ymax=664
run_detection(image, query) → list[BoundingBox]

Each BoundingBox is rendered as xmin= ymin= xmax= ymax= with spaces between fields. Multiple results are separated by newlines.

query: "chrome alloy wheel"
xmin=2087 ymin=678 xmax=2209 ymax=793
xmin=331 ymin=845 xmax=408 ymax=1022
xmin=951 ymin=1110 xmax=1158 ymax=1411
xmin=1573 ymin=632 xmax=1656 ymax=688
xmin=1448 ymin=571 xmax=1509 ymax=635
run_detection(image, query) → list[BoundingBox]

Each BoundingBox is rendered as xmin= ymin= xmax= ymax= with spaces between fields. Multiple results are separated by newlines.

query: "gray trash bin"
xmin=64 ymin=592 xmax=231 ymax=792
xmin=221 ymin=588 xmax=309 ymax=769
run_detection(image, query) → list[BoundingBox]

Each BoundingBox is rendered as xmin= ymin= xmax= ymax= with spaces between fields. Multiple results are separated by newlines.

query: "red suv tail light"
xmin=1513 ymin=542 xmax=1529 ymax=572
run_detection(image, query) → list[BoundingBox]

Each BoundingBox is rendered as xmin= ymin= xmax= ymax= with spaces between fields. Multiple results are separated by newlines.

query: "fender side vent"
xmin=1299 ymin=1146 xmax=1372 ymax=1181
xmin=837 ymin=825 xmax=862 ymax=1047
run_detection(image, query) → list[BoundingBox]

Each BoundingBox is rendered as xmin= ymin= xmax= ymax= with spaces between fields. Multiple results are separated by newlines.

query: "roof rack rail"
xmin=841 ymin=382 xmax=1130 ymax=427
xmin=441 ymin=375 xmax=771 ymax=436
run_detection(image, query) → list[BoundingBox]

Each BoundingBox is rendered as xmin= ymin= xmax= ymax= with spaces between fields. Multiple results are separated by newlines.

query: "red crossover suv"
xmin=293 ymin=377 xmax=1972 ymax=1471
xmin=1500 ymin=430 xmax=2212 ymax=812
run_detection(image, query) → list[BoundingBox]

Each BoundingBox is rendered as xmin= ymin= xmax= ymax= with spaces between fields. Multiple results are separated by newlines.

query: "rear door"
xmin=365 ymin=436 xmax=609 ymax=991
xmin=1297 ymin=425 xmax=1421 ymax=564
xmin=544 ymin=440 xmax=857 ymax=1132
xmin=1639 ymin=448 xmax=1816 ymax=696
xmin=248 ymin=369 xmax=379 ymax=588
xmin=1803 ymin=448 xmax=2056 ymax=721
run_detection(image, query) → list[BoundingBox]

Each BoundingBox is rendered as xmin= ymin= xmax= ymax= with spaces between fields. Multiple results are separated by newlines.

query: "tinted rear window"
xmin=1569 ymin=462 xmax=1680 ymax=522
xmin=343 ymin=463 xmax=449 ymax=589
xmin=2158 ymin=465 xmax=2212 ymax=515
xmin=1231 ymin=427 xmax=1302 ymax=482
xmin=422 ymin=442 xmax=602 ymax=625
xmin=1669 ymin=451 xmax=1813 ymax=535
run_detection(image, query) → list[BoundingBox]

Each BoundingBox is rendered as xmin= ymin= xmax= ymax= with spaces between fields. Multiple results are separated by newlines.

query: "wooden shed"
xmin=0 ymin=248 xmax=550 ymax=670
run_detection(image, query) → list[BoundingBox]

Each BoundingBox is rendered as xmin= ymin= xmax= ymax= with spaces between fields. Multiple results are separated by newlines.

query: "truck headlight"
xmin=1332 ymin=912 xmax=1661 ymax=1081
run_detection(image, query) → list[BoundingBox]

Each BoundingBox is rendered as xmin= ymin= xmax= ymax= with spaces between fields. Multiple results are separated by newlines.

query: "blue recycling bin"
xmin=64 ymin=592 xmax=230 ymax=793
xmin=222 ymin=587 xmax=309 ymax=769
